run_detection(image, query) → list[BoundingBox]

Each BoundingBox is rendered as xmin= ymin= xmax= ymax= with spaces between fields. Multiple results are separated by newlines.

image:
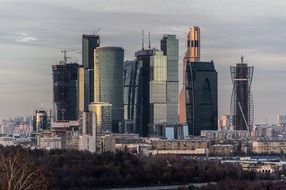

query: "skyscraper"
xmin=186 ymin=61 xmax=218 ymax=135
xmin=123 ymin=60 xmax=142 ymax=125
xmin=81 ymin=34 xmax=100 ymax=112
xmin=132 ymin=48 xmax=168 ymax=137
xmin=94 ymin=47 xmax=124 ymax=132
xmin=230 ymin=57 xmax=254 ymax=131
xmin=77 ymin=65 xmax=85 ymax=114
xmin=160 ymin=35 xmax=179 ymax=124
xmin=180 ymin=26 xmax=218 ymax=136
xmin=179 ymin=26 xmax=200 ymax=124
xmin=52 ymin=62 xmax=79 ymax=121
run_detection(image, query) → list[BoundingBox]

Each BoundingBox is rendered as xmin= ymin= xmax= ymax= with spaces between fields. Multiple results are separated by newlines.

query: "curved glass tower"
xmin=94 ymin=47 xmax=124 ymax=132
xmin=186 ymin=61 xmax=217 ymax=136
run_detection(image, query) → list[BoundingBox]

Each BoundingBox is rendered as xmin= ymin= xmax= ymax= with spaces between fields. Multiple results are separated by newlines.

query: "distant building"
xmin=160 ymin=35 xmax=179 ymax=124
xmin=180 ymin=26 xmax=200 ymax=124
xmin=123 ymin=60 xmax=142 ymax=133
xmin=94 ymin=47 xmax=124 ymax=132
xmin=134 ymin=48 xmax=168 ymax=136
xmin=52 ymin=63 xmax=79 ymax=121
xmin=148 ymin=137 xmax=209 ymax=155
xmin=82 ymin=34 xmax=100 ymax=111
xmin=179 ymin=27 xmax=218 ymax=136
xmin=14 ymin=125 xmax=32 ymax=137
xmin=78 ymin=65 xmax=85 ymax=114
xmin=33 ymin=110 xmax=48 ymax=132
xmin=0 ymin=119 xmax=14 ymax=136
xmin=151 ymin=123 xmax=186 ymax=140
xmin=230 ymin=57 xmax=254 ymax=131
xmin=186 ymin=61 xmax=218 ymax=135
xmin=89 ymin=102 xmax=112 ymax=132
xmin=37 ymin=135 xmax=62 ymax=150
xmin=218 ymin=115 xmax=232 ymax=130
xmin=252 ymin=139 xmax=286 ymax=154
xmin=201 ymin=130 xmax=250 ymax=140
xmin=277 ymin=114 xmax=286 ymax=127
xmin=0 ymin=137 xmax=14 ymax=146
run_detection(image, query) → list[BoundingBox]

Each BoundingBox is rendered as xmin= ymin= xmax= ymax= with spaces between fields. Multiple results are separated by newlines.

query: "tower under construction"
xmin=230 ymin=57 xmax=254 ymax=131
xmin=52 ymin=51 xmax=79 ymax=121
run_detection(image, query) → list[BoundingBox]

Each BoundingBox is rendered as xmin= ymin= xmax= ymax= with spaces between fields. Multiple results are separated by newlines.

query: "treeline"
xmin=0 ymin=146 xmax=260 ymax=189
xmin=191 ymin=179 xmax=286 ymax=190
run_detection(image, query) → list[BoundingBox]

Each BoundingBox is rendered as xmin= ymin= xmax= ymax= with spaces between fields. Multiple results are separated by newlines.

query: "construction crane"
xmin=60 ymin=49 xmax=75 ymax=64
xmin=93 ymin=28 xmax=100 ymax=35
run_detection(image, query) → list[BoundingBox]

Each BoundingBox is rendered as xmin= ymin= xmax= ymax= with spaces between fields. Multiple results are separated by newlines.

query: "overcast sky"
xmin=1 ymin=0 xmax=286 ymax=123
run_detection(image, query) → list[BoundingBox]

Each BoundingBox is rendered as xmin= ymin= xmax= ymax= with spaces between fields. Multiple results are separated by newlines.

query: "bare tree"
xmin=0 ymin=146 xmax=48 ymax=190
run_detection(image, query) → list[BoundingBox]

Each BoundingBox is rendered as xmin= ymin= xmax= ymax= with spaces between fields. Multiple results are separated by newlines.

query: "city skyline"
xmin=1 ymin=0 xmax=286 ymax=123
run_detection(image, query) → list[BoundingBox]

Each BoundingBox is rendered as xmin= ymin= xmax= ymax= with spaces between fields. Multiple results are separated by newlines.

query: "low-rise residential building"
xmin=252 ymin=138 xmax=286 ymax=154
xmin=0 ymin=136 xmax=14 ymax=146
xmin=201 ymin=130 xmax=250 ymax=140
xmin=37 ymin=136 xmax=62 ymax=150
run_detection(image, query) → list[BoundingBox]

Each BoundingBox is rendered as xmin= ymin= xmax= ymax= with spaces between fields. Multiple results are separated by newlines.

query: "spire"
xmin=142 ymin=29 xmax=144 ymax=50
xmin=148 ymin=32 xmax=151 ymax=49
xmin=241 ymin=56 xmax=244 ymax=64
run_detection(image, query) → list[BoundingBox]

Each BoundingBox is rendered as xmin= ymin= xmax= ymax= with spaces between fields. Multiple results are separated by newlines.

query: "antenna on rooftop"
xmin=241 ymin=56 xmax=244 ymax=64
xmin=142 ymin=29 xmax=144 ymax=50
xmin=148 ymin=32 xmax=151 ymax=49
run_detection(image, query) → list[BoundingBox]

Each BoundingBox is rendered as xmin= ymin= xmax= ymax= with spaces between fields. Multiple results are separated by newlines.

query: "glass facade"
xmin=160 ymin=35 xmax=179 ymax=124
xmin=186 ymin=61 xmax=218 ymax=136
xmin=52 ymin=63 xmax=79 ymax=121
xmin=82 ymin=34 xmax=100 ymax=111
xmin=94 ymin=47 xmax=124 ymax=132
xmin=89 ymin=102 xmax=112 ymax=132
xmin=78 ymin=65 xmax=85 ymax=114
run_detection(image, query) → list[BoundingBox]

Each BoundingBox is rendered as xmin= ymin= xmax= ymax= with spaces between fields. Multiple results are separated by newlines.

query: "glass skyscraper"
xmin=81 ymin=34 xmax=100 ymax=112
xmin=161 ymin=35 xmax=179 ymax=124
xmin=94 ymin=47 xmax=124 ymax=132
xmin=186 ymin=61 xmax=218 ymax=136
xmin=52 ymin=63 xmax=79 ymax=121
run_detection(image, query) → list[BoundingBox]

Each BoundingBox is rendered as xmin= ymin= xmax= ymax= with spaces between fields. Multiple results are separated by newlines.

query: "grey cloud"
xmin=0 ymin=0 xmax=286 ymax=123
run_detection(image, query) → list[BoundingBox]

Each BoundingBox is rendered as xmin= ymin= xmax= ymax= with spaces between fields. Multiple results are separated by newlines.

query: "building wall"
xmin=78 ymin=65 xmax=85 ymax=114
xmin=89 ymin=102 xmax=112 ymax=132
xmin=82 ymin=35 xmax=100 ymax=111
xmin=252 ymin=140 xmax=286 ymax=154
xmin=186 ymin=62 xmax=218 ymax=136
xmin=52 ymin=63 xmax=79 ymax=121
xmin=161 ymin=35 xmax=179 ymax=124
xmin=94 ymin=47 xmax=124 ymax=132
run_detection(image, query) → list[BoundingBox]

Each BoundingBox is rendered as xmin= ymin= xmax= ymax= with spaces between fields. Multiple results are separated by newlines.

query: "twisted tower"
xmin=230 ymin=57 xmax=254 ymax=132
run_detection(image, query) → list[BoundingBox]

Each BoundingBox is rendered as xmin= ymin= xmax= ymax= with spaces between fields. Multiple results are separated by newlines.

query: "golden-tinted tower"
xmin=179 ymin=26 xmax=201 ymax=124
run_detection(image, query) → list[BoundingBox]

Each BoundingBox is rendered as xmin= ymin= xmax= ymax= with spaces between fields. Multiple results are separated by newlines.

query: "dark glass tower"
xmin=123 ymin=60 xmax=142 ymax=121
xmin=52 ymin=63 xmax=79 ymax=121
xmin=230 ymin=57 xmax=254 ymax=131
xmin=82 ymin=34 xmax=100 ymax=111
xmin=186 ymin=61 xmax=218 ymax=136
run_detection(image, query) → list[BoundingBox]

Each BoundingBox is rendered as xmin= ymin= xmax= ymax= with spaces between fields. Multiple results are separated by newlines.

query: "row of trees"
xmin=0 ymin=146 xmax=276 ymax=189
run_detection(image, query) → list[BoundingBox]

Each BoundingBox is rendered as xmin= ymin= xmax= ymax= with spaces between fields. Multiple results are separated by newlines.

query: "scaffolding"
xmin=230 ymin=57 xmax=254 ymax=132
